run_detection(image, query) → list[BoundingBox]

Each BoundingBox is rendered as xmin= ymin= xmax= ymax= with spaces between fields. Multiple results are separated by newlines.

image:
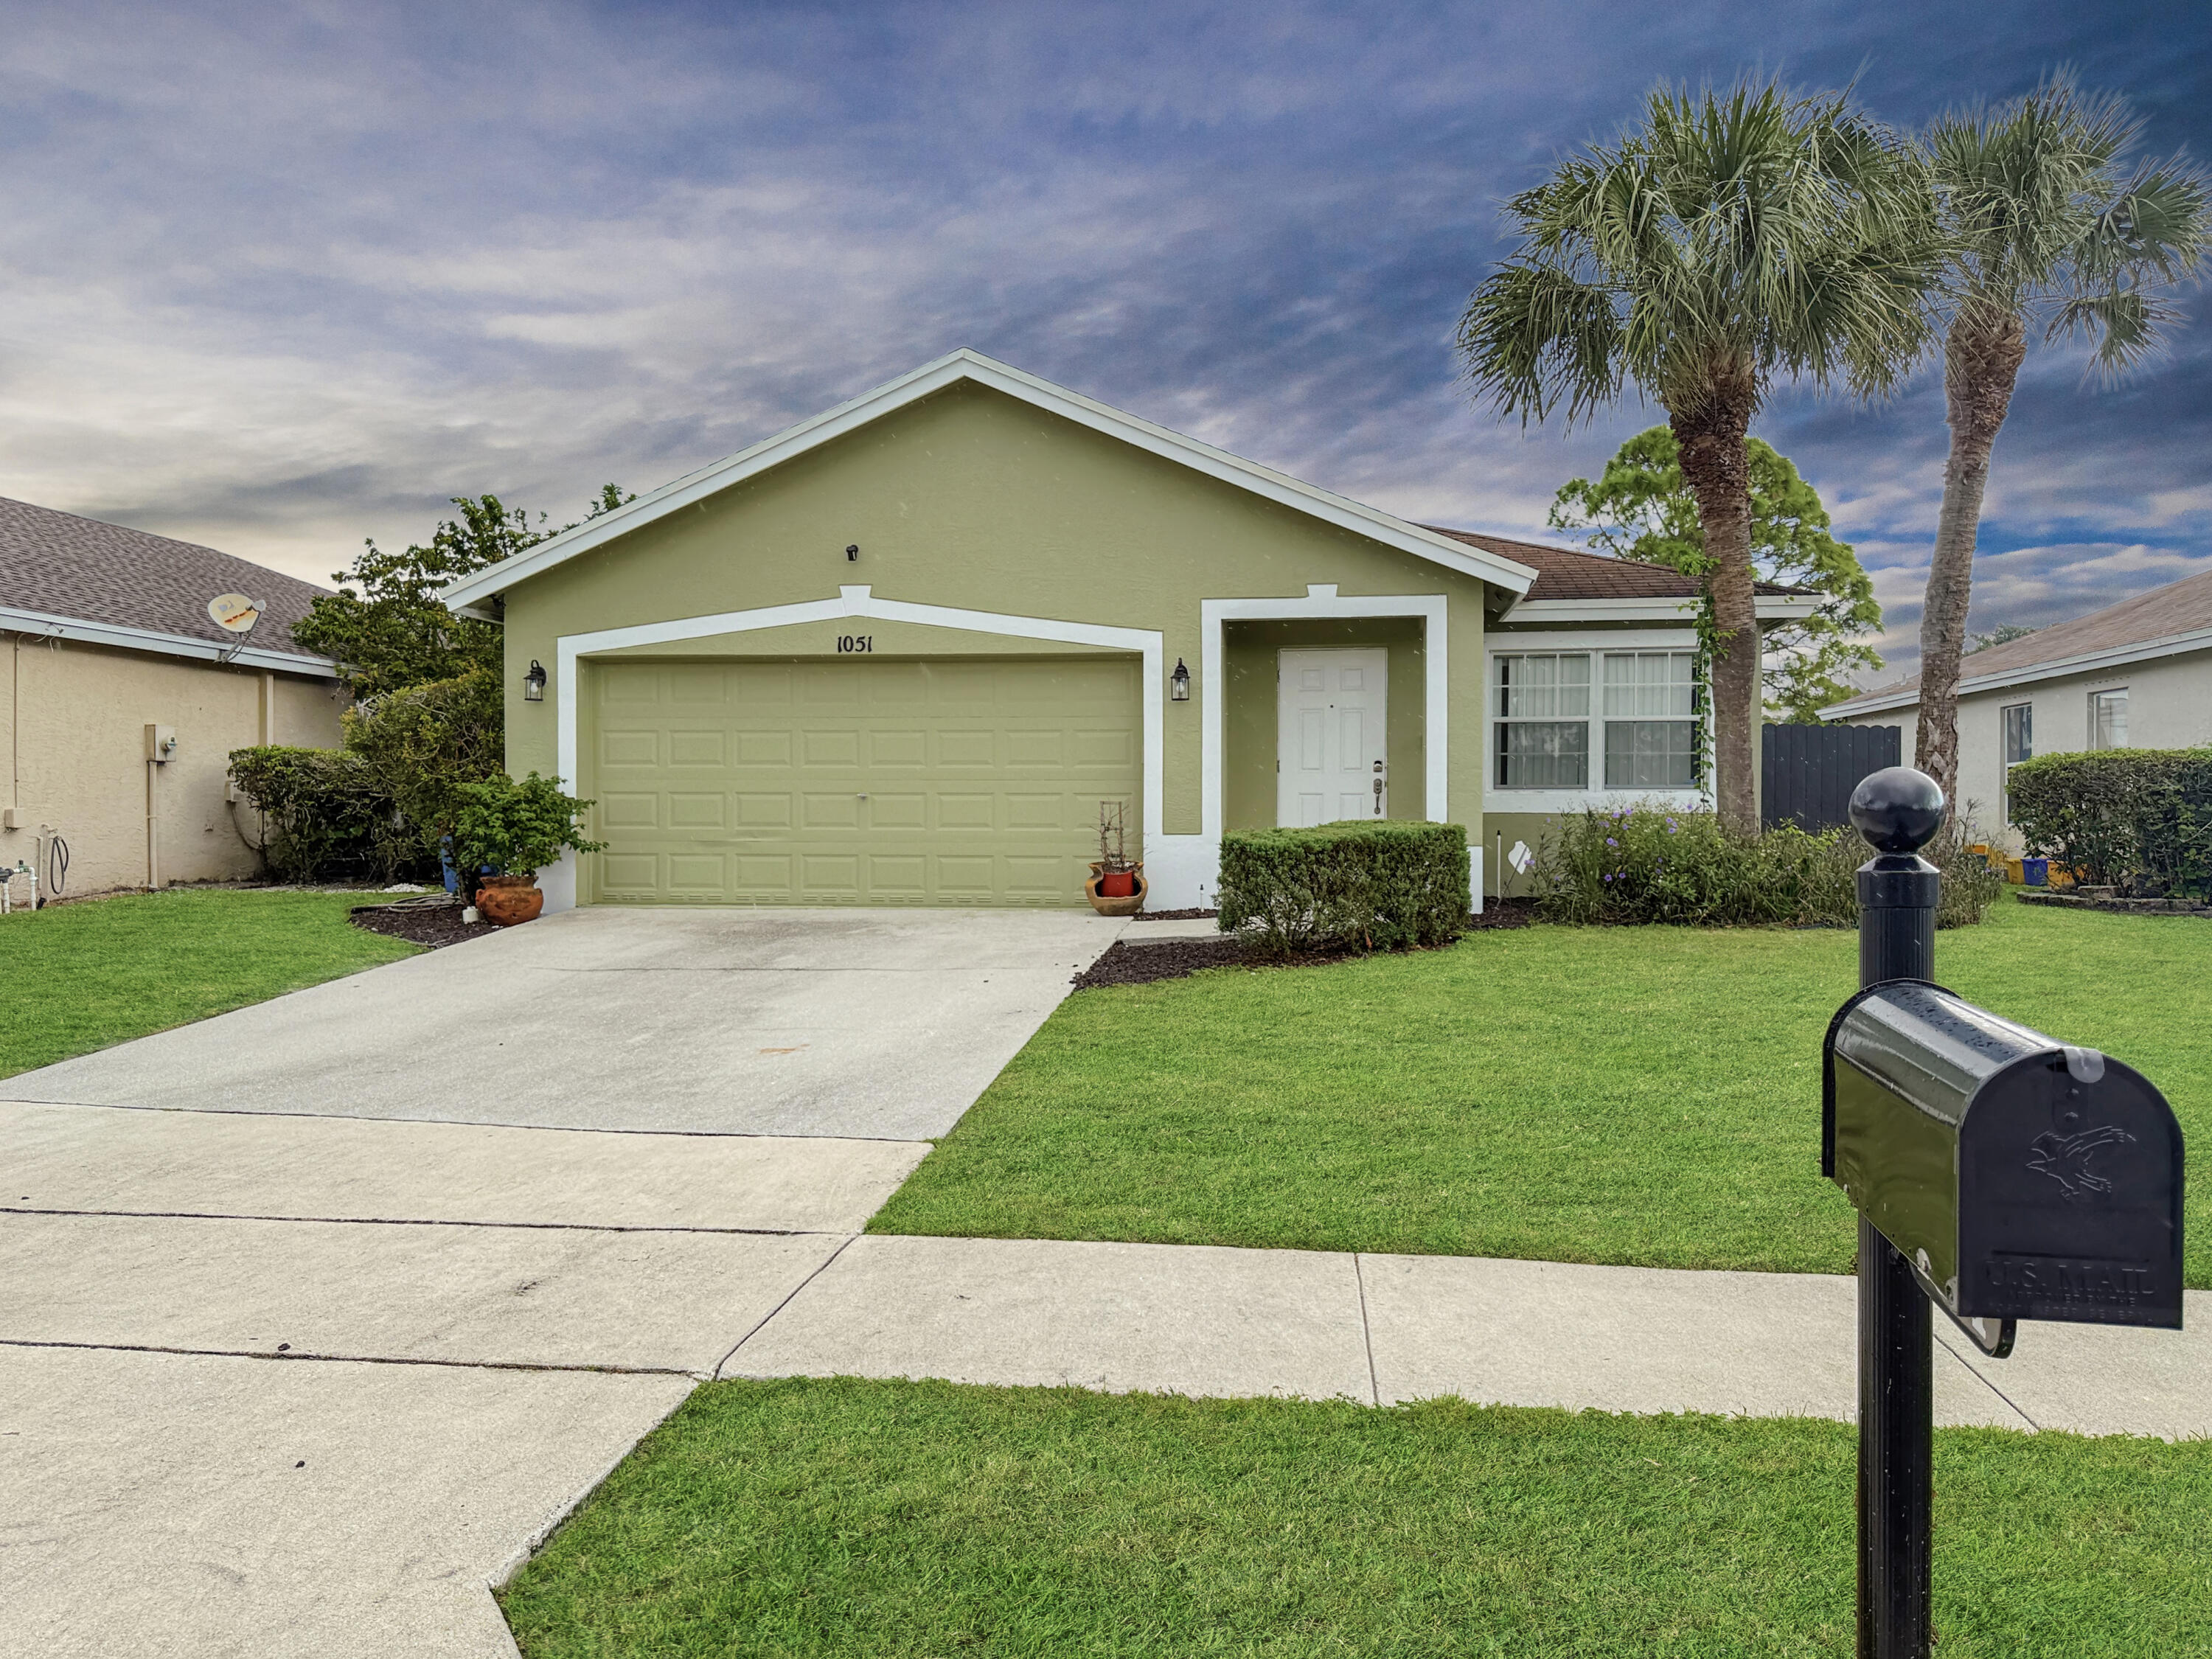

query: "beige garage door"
xmin=588 ymin=655 xmax=1141 ymax=906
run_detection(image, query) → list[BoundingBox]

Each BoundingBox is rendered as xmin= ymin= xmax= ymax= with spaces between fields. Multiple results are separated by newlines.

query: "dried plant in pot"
xmin=1084 ymin=799 xmax=1147 ymax=917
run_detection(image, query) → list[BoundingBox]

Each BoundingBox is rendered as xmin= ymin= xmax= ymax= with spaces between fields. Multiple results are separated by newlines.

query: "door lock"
xmin=1372 ymin=759 xmax=1385 ymax=815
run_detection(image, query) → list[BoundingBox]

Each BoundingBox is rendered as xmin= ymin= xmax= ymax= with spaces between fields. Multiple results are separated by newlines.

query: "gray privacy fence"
xmin=1762 ymin=723 xmax=1902 ymax=832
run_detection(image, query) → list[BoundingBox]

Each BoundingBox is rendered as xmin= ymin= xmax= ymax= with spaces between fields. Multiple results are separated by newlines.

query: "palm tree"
xmin=1914 ymin=78 xmax=2208 ymax=799
xmin=1458 ymin=81 xmax=1938 ymax=832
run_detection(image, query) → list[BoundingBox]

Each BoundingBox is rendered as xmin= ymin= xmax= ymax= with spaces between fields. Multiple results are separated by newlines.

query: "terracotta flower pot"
xmin=1085 ymin=862 xmax=1147 ymax=917
xmin=475 ymin=874 xmax=544 ymax=927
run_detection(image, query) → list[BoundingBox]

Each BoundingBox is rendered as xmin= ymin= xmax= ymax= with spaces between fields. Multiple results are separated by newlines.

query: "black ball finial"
xmin=1848 ymin=766 xmax=1947 ymax=854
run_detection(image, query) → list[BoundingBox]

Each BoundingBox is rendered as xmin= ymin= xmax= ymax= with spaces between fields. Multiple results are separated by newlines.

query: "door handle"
xmin=1372 ymin=760 xmax=1385 ymax=815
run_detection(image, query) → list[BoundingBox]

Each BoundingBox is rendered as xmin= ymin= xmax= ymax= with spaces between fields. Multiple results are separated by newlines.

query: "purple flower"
xmin=1605 ymin=838 xmax=1617 ymax=846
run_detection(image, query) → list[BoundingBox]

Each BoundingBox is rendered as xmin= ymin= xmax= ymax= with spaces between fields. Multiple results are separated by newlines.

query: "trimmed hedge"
xmin=1532 ymin=804 xmax=2006 ymax=929
xmin=225 ymin=747 xmax=393 ymax=882
xmin=1216 ymin=821 xmax=1470 ymax=958
xmin=2007 ymin=748 xmax=2212 ymax=895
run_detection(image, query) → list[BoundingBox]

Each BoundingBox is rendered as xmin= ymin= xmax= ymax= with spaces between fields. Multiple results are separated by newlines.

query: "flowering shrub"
xmin=1531 ymin=804 xmax=2003 ymax=928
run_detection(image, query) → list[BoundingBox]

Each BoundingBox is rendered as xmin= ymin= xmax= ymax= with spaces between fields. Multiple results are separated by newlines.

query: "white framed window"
xmin=2000 ymin=702 xmax=2032 ymax=823
xmin=1492 ymin=652 xmax=1590 ymax=787
xmin=1601 ymin=651 xmax=1699 ymax=787
xmin=2089 ymin=688 xmax=2129 ymax=751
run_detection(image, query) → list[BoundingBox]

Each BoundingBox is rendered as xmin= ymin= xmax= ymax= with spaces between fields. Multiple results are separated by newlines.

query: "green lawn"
xmin=0 ymin=888 xmax=417 ymax=1079
xmin=500 ymin=1377 xmax=2212 ymax=1658
xmin=872 ymin=897 xmax=2212 ymax=1285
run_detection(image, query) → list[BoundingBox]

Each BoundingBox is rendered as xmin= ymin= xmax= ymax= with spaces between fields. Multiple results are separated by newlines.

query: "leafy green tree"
xmin=1966 ymin=622 xmax=2038 ymax=655
xmin=1914 ymin=76 xmax=2208 ymax=799
xmin=293 ymin=485 xmax=631 ymax=698
xmin=1457 ymin=81 xmax=1938 ymax=831
xmin=1551 ymin=428 xmax=1882 ymax=724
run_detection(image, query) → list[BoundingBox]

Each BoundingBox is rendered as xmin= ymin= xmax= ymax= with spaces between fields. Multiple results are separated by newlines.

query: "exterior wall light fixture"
xmin=1169 ymin=658 xmax=1190 ymax=702
xmin=524 ymin=660 xmax=547 ymax=702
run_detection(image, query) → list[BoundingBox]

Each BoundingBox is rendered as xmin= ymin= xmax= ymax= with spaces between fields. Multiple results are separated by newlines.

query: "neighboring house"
xmin=0 ymin=497 xmax=344 ymax=898
xmin=1823 ymin=564 xmax=2212 ymax=845
xmin=440 ymin=350 xmax=1815 ymax=912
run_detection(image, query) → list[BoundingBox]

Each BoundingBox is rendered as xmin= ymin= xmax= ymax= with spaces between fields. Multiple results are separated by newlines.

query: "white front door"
xmin=1277 ymin=647 xmax=1388 ymax=827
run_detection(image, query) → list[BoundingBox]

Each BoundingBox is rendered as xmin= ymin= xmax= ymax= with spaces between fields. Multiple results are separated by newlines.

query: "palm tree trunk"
xmin=1672 ymin=389 xmax=1761 ymax=835
xmin=1916 ymin=308 xmax=2027 ymax=802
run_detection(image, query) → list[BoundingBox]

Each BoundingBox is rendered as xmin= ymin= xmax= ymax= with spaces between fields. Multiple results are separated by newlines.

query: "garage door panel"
xmin=802 ymin=729 xmax=860 ymax=768
xmin=668 ymin=665 xmax=730 ymax=704
xmin=934 ymin=855 xmax=995 ymax=894
xmin=601 ymin=730 xmax=659 ymax=767
xmin=668 ymin=731 xmax=726 ymax=767
xmin=937 ymin=793 xmax=995 ymax=831
xmin=737 ymin=793 xmax=793 ymax=827
xmin=668 ymin=855 xmax=726 ymax=891
xmin=588 ymin=656 xmax=1138 ymax=907
xmin=668 ymin=793 xmax=726 ymax=828
xmin=869 ymin=729 xmax=927 ymax=767
xmin=936 ymin=729 xmax=995 ymax=768
xmin=870 ymin=793 xmax=927 ymax=829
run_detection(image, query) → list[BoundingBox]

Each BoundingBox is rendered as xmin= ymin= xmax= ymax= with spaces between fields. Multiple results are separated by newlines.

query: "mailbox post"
xmin=1829 ymin=767 xmax=2185 ymax=1659
xmin=1845 ymin=768 xmax=1944 ymax=1659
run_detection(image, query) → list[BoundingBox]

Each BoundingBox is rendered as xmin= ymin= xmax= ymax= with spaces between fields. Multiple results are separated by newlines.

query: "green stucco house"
xmin=440 ymin=351 xmax=1813 ymax=913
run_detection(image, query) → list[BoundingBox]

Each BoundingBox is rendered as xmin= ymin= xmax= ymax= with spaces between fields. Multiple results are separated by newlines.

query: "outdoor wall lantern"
xmin=1169 ymin=658 xmax=1190 ymax=701
xmin=524 ymin=660 xmax=547 ymax=702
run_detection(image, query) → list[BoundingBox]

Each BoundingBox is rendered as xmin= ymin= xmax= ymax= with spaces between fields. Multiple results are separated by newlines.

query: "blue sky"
xmin=2 ymin=0 xmax=2205 ymax=678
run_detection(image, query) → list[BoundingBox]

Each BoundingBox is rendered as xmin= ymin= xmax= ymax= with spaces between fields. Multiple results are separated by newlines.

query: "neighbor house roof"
xmin=0 ymin=495 xmax=336 ymax=676
xmin=1425 ymin=527 xmax=1820 ymax=622
xmin=438 ymin=349 xmax=1545 ymax=615
xmin=1823 ymin=564 xmax=2212 ymax=719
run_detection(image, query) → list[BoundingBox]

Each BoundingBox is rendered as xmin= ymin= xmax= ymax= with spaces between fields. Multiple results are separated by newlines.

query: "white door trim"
xmin=1200 ymin=589 xmax=1447 ymax=838
xmin=555 ymin=585 xmax=1165 ymax=849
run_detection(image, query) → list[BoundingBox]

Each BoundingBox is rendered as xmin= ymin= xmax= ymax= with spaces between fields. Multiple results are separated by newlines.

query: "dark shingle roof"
xmin=1424 ymin=526 xmax=1802 ymax=602
xmin=0 ymin=495 xmax=332 ymax=656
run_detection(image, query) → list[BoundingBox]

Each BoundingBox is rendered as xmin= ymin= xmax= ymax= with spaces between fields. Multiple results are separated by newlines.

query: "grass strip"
xmin=0 ymin=888 xmax=417 ymax=1078
xmin=871 ymin=897 xmax=2212 ymax=1285
xmin=501 ymin=1377 xmax=2212 ymax=1658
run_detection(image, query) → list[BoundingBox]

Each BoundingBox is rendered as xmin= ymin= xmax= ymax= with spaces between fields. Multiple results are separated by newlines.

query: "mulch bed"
xmin=1127 ymin=907 xmax=1219 ymax=922
xmin=349 ymin=897 xmax=501 ymax=950
xmin=1073 ymin=900 xmax=1535 ymax=990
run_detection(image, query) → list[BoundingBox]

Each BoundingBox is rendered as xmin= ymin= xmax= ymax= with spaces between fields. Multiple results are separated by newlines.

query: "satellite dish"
xmin=208 ymin=594 xmax=263 ymax=634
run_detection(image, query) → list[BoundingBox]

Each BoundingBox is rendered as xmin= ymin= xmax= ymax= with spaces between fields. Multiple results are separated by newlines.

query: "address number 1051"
xmin=835 ymin=635 xmax=873 ymax=653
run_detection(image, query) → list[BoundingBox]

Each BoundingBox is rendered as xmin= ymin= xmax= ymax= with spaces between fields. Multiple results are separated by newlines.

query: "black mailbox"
xmin=1824 ymin=979 xmax=2184 ymax=1332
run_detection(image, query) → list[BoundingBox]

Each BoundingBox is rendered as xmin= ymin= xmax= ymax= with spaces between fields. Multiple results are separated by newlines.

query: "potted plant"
xmin=452 ymin=771 xmax=606 ymax=925
xmin=1084 ymin=799 xmax=1147 ymax=917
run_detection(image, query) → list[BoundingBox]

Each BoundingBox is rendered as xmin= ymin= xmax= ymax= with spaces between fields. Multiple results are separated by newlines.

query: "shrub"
xmin=225 ymin=746 xmax=394 ymax=882
xmin=344 ymin=670 xmax=507 ymax=866
xmin=1217 ymin=821 xmax=1470 ymax=958
xmin=1532 ymin=804 xmax=2005 ymax=928
xmin=453 ymin=771 xmax=606 ymax=880
xmin=2007 ymin=748 xmax=2212 ymax=896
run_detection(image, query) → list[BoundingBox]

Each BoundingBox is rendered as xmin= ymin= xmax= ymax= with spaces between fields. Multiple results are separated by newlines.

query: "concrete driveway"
xmin=7 ymin=906 xmax=1124 ymax=1138
xmin=1 ymin=905 xmax=1122 ymax=1656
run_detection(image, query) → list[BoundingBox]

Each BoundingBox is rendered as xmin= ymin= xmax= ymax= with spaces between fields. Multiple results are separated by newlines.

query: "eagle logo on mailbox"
xmin=2028 ymin=1097 xmax=2134 ymax=1203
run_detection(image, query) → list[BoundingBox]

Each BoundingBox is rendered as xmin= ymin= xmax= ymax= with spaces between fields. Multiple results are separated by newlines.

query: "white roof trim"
xmin=1821 ymin=625 xmax=2212 ymax=719
xmin=1 ymin=606 xmax=338 ymax=678
xmin=438 ymin=349 xmax=1539 ymax=610
xmin=1500 ymin=595 xmax=1822 ymax=625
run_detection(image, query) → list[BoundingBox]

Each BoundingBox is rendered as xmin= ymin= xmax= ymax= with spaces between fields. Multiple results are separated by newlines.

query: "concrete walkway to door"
xmin=5 ymin=907 xmax=1126 ymax=1139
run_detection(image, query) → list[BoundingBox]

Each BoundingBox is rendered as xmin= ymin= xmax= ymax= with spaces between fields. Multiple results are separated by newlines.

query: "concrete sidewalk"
xmin=9 ymin=1096 xmax=2205 ymax=1658
xmin=725 ymin=1233 xmax=2212 ymax=1440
